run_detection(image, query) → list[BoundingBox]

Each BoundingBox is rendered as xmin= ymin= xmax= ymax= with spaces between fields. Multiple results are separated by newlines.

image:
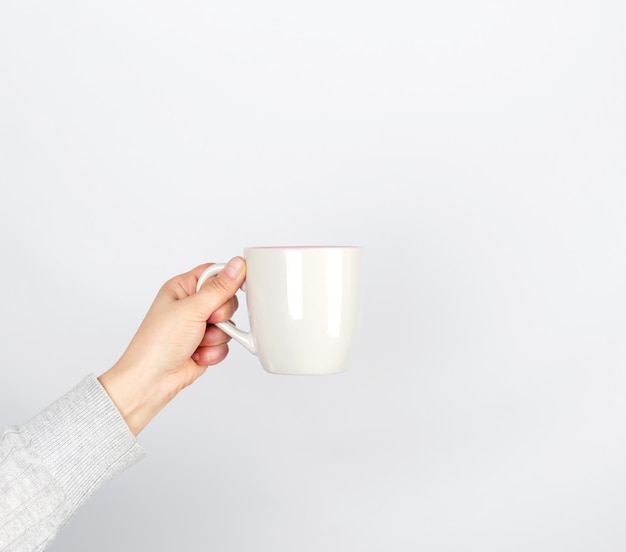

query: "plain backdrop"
xmin=1 ymin=1 xmax=625 ymax=550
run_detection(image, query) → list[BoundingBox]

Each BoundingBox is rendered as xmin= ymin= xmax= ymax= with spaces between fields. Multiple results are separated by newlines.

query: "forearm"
xmin=0 ymin=375 xmax=144 ymax=551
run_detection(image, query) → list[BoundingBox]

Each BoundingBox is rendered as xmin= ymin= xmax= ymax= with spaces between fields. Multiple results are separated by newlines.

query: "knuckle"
xmin=209 ymin=273 xmax=236 ymax=296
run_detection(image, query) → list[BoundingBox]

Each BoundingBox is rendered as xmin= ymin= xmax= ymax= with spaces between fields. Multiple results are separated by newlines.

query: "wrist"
xmin=98 ymin=359 xmax=176 ymax=436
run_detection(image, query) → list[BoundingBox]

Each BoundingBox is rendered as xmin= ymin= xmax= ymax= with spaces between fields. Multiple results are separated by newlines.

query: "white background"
xmin=1 ymin=1 xmax=625 ymax=550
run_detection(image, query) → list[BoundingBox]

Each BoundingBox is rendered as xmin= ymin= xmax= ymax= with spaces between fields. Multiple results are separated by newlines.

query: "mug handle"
xmin=196 ymin=264 xmax=258 ymax=355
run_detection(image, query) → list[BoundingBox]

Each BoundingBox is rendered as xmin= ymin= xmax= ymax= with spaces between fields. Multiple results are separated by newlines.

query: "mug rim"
xmin=245 ymin=245 xmax=362 ymax=250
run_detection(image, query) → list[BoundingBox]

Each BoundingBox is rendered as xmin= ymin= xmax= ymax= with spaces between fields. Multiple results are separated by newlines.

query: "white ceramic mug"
xmin=196 ymin=246 xmax=363 ymax=375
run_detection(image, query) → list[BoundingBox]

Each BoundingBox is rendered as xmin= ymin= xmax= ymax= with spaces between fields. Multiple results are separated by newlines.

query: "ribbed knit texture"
xmin=0 ymin=374 xmax=145 ymax=551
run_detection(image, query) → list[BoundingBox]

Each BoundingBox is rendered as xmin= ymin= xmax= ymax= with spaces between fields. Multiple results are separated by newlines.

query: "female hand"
xmin=98 ymin=257 xmax=246 ymax=435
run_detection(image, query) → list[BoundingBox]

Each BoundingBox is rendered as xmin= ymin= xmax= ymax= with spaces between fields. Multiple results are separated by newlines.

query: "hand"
xmin=98 ymin=257 xmax=246 ymax=435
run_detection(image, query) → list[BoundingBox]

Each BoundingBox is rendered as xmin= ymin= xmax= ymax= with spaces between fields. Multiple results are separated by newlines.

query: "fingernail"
xmin=224 ymin=256 xmax=244 ymax=279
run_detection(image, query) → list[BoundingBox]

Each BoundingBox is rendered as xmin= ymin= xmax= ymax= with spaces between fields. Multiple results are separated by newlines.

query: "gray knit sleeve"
xmin=0 ymin=374 xmax=145 ymax=551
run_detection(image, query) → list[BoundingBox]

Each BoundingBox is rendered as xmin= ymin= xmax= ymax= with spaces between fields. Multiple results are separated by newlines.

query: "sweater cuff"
xmin=25 ymin=374 xmax=145 ymax=511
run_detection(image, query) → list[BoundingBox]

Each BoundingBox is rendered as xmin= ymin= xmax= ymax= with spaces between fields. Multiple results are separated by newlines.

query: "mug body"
xmin=244 ymin=246 xmax=363 ymax=375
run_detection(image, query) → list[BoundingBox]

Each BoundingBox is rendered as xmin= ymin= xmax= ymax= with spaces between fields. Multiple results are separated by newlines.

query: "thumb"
xmin=192 ymin=256 xmax=246 ymax=320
